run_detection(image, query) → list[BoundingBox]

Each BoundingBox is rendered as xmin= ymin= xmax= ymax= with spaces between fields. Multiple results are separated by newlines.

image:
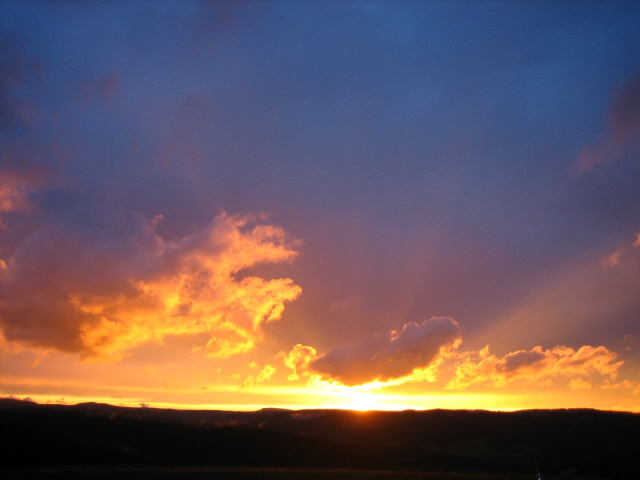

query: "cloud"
xmin=283 ymin=317 xmax=462 ymax=387
xmin=576 ymin=72 xmax=640 ymax=171
xmin=600 ymin=231 xmax=640 ymax=268
xmin=569 ymin=378 xmax=592 ymax=390
xmin=0 ymin=208 xmax=301 ymax=362
xmin=602 ymin=251 xmax=621 ymax=268
xmin=0 ymin=168 xmax=44 ymax=230
xmin=601 ymin=379 xmax=640 ymax=395
xmin=446 ymin=344 xmax=622 ymax=389
xmin=0 ymin=171 xmax=35 ymax=214
xmin=241 ymin=364 xmax=276 ymax=389
xmin=282 ymin=344 xmax=318 ymax=381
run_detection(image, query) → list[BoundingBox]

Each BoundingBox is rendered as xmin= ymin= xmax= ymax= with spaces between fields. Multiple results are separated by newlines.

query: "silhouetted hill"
xmin=1 ymin=399 xmax=638 ymax=478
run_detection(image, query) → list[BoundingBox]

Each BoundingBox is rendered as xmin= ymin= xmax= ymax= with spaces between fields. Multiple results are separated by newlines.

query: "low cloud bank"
xmin=284 ymin=318 xmax=625 ymax=391
xmin=446 ymin=344 xmax=622 ymax=389
xmin=284 ymin=317 xmax=462 ymax=387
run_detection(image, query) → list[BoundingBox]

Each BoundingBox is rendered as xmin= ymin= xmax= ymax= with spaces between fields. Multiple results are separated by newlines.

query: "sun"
xmin=338 ymin=390 xmax=383 ymax=411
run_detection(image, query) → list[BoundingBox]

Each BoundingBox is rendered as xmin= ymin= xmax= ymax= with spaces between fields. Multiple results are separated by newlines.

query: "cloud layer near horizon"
xmin=447 ymin=345 xmax=622 ymax=390
xmin=0 ymin=208 xmax=301 ymax=362
xmin=283 ymin=317 xmax=626 ymax=392
xmin=284 ymin=317 xmax=462 ymax=387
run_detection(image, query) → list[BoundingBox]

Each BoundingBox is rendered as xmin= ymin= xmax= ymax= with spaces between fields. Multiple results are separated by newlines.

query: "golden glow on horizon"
xmin=313 ymin=391 xmax=387 ymax=411
xmin=3 ymin=345 xmax=639 ymax=414
xmin=7 ymin=376 xmax=639 ymax=413
xmin=1 ymin=391 xmax=519 ymax=412
xmin=11 ymin=390 xmax=638 ymax=413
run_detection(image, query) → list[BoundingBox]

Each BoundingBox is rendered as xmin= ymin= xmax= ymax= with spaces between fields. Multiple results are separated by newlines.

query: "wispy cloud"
xmin=601 ymin=230 xmax=640 ymax=268
xmin=241 ymin=364 xmax=276 ymax=389
xmin=0 ymin=171 xmax=33 ymax=216
xmin=576 ymin=72 xmax=640 ymax=171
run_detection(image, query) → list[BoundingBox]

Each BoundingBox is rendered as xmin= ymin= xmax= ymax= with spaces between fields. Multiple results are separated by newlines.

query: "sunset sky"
xmin=1 ymin=1 xmax=640 ymax=412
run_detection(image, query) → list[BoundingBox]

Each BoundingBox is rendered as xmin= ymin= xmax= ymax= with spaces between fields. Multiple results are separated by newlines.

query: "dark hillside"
xmin=0 ymin=400 xmax=478 ymax=471
xmin=1 ymin=399 xmax=638 ymax=478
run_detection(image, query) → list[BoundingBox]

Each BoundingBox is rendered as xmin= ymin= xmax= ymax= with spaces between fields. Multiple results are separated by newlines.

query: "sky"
xmin=1 ymin=0 xmax=640 ymax=412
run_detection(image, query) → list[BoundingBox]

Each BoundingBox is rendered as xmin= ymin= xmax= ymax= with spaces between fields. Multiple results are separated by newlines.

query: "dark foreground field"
xmin=1 ymin=399 xmax=637 ymax=479
xmin=0 ymin=467 xmax=606 ymax=480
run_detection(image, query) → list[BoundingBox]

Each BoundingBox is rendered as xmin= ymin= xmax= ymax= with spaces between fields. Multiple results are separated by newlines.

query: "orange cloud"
xmin=241 ymin=364 xmax=276 ymax=389
xmin=282 ymin=344 xmax=318 ymax=380
xmin=0 ymin=171 xmax=33 ymax=223
xmin=446 ymin=345 xmax=622 ymax=389
xmin=569 ymin=378 xmax=592 ymax=390
xmin=600 ymin=231 xmax=640 ymax=268
xmin=284 ymin=317 xmax=462 ymax=387
xmin=0 ymin=211 xmax=301 ymax=362
xmin=602 ymin=251 xmax=621 ymax=268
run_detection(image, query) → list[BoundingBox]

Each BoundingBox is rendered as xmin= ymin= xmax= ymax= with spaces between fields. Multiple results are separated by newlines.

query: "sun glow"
xmin=7 ymin=380 xmax=639 ymax=412
xmin=336 ymin=390 xmax=385 ymax=411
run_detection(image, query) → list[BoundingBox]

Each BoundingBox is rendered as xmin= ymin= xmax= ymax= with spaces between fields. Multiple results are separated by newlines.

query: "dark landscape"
xmin=1 ymin=399 xmax=638 ymax=479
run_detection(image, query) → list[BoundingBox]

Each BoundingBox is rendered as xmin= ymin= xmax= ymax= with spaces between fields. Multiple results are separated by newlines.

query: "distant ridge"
xmin=1 ymin=398 xmax=638 ymax=477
